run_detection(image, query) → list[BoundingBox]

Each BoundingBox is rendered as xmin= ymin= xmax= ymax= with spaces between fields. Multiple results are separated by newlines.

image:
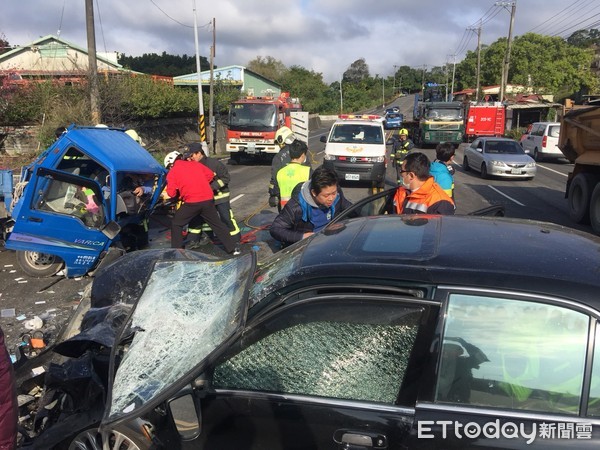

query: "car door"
xmin=412 ymin=287 xmax=600 ymax=448
xmin=468 ymin=139 xmax=484 ymax=171
xmin=193 ymin=290 xmax=439 ymax=449
xmin=6 ymin=167 xmax=112 ymax=276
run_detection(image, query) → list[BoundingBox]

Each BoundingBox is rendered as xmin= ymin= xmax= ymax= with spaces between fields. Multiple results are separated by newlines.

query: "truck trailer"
xmin=558 ymin=106 xmax=600 ymax=235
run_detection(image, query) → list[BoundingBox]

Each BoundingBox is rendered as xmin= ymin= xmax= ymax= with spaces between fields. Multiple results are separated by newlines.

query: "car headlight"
xmin=526 ymin=162 xmax=536 ymax=168
xmin=324 ymin=153 xmax=335 ymax=161
xmin=490 ymin=160 xmax=504 ymax=167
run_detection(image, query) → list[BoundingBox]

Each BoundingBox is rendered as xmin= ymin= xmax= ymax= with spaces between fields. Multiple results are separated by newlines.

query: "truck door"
xmin=6 ymin=167 xmax=112 ymax=277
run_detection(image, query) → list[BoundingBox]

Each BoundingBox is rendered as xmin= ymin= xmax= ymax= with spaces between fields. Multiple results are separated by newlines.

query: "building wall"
xmin=243 ymin=72 xmax=281 ymax=97
xmin=0 ymin=44 xmax=118 ymax=73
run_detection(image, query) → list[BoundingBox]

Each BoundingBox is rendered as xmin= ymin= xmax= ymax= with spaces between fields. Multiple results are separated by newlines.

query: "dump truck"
xmin=558 ymin=106 xmax=600 ymax=235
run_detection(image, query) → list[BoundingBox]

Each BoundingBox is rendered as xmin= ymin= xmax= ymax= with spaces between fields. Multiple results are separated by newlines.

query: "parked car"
xmin=463 ymin=137 xmax=536 ymax=179
xmin=40 ymin=214 xmax=600 ymax=449
xmin=385 ymin=106 xmax=400 ymax=115
xmin=384 ymin=112 xmax=404 ymax=129
xmin=520 ymin=121 xmax=563 ymax=161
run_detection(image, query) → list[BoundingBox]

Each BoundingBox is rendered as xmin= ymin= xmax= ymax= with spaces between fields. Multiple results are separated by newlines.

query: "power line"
xmin=95 ymin=0 xmax=108 ymax=53
xmin=536 ymin=0 xmax=600 ymax=36
xmin=527 ymin=0 xmax=584 ymax=34
xmin=551 ymin=10 xmax=600 ymax=38
xmin=149 ymin=0 xmax=211 ymax=29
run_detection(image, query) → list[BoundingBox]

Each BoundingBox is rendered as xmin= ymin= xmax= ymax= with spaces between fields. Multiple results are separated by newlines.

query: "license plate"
xmin=345 ymin=173 xmax=360 ymax=181
xmin=510 ymin=168 xmax=522 ymax=175
xmin=246 ymin=142 xmax=257 ymax=154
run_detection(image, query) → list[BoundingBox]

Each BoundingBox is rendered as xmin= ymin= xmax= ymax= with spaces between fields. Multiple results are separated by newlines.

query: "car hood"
xmin=102 ymin=250 xmax=256 ymax=427
xmin=485 ymin=153 xmax=533 ymax=163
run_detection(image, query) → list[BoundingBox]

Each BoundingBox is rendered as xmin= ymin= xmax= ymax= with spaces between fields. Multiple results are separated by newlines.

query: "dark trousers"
xmin=188 ymin=201 xmax=241 ymax=242
xmin=171 ymin=200 xmax=236 ymax=253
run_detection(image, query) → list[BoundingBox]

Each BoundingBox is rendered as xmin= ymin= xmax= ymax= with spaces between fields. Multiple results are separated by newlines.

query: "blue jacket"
xmin=430 ymin=161 xmax=454 ymax=198
xmin=270 ymin=181 xmax=352 ymax=246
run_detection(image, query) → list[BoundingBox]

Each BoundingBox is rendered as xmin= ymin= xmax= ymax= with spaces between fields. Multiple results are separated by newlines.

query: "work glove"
xmin=268 ymin=195 xmax=279 ymax=208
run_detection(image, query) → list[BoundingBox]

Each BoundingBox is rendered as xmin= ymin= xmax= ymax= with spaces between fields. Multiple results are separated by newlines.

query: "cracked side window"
xmin=213 ymin=300 xmax=423 ymax=404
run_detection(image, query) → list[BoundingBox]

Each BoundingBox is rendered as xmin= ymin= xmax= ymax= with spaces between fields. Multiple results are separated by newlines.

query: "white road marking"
xmin=489 ymin=185 xmax=525 ymax=206
xmin=230 ymin=194 xmax=244 ymax=203
xmin=536 ymin=164 xmax=569 ymax=177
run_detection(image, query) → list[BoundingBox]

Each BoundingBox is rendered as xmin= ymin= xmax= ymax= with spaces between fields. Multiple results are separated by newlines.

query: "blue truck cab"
xmin=4 ymin=125 xmax=167 ymax=278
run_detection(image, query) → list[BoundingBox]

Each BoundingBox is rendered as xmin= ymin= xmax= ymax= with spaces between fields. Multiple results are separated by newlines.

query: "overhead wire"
xmin=527 ymin=0 xmax=584 ymax=34
xmin=95 ymin=0 xmax=108 ymax=53
xmin=551 ymin=10 xmax=600 ymax=38
xmin=536 ymin=0 xmax=600 ymax=36
xmin=148 ymin=0 xmax=211 ymax=30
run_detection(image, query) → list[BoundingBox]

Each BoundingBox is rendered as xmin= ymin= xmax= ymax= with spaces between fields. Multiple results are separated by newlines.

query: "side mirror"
xmin=476 ymin=148 xmax=483 ymax=153
xmin=320 ymin=135 xmax=327 ymax=143
xmin=168 ymin=394 xmax=201 ymax=440
xmin=386 ymin=139 xmax=394 ymax=146
xmin=101 ymin=220 xmax=121 ymax=239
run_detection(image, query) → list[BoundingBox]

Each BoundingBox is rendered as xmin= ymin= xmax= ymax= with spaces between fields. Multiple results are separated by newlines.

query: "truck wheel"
xmin=16 ymin=250 xmax=64 ymax=278
xmin=228 ymin=153 xmax=241 ymax=165
xmin=590 ymin=184 xmax=600 ymax=235
xmin=462 ymin=156 xmax=470 ymax=171
xmin=568 ymin=173 xmax=597 ymax=224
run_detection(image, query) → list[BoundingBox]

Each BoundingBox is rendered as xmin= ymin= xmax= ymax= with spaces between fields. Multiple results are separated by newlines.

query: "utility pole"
xmin=421 ymin=64 xmax=427 ymax=100
xmin=393 ymin=64 xmax=398 ymax=96
xmin=192 ymin=0 xmax=206 ymax=146
xmin=498 ymin=1 xmax=517 ymax=103
xmin=382 ymin=77 xmax=385 ymax=109
xmin=209 ymin=18 xmax=215 ymax=154
xmin=468 ymin=23 xmax=483 ymax=103
xmin=450 ymin=54 xmax=457 ymax=101
xmin=85 ymin=0 xmax=101 ymax=124
xmin=339 ymin=75 xmax=343 ymax=114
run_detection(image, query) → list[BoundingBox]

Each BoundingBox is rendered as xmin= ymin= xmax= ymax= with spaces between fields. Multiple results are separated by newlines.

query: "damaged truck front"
xmin=2 ymin=125 xmax=167 ymax=277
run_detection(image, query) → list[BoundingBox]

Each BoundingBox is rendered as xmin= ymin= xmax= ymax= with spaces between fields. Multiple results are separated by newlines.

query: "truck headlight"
xmin=425 ymin=132 xmax=431 ymax=140
xmin=373 ymin=155 xmax=385 ymax=163
xmin=324 ymin=153 xmax=336 ymax=161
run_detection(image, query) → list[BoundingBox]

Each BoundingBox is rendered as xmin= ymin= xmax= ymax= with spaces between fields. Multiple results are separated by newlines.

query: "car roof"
xmin=477 ymin=137 xmax=517 ymax=142
xmin=61 ymin=126 xmax=164 ymax=173
xmin=333 ymin=119 xmax=382 ymax=126
xmin=287 ymin=215 xmax=600 ymax=307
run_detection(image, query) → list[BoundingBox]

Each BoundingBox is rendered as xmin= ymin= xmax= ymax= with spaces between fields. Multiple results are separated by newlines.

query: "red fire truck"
xmin=465 ymin=104 xmax=506 ymax=142
xmin=226 ymin=92 xmax=302 ymax=163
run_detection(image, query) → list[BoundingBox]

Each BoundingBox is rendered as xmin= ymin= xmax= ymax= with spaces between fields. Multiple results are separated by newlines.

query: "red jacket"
xmin=166 ymin=159 xmax=215 ymax=203
xmin=0 ymin=327 xmax=17 ymax=450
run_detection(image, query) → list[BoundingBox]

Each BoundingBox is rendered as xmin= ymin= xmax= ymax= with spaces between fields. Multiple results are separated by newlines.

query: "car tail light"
xmin=542 ymin=136 xmax=547 ymax=148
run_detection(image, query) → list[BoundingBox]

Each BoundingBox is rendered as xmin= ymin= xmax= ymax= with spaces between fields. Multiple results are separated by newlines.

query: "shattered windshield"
xmin=107 ymin=253 xmax=255 ymax=423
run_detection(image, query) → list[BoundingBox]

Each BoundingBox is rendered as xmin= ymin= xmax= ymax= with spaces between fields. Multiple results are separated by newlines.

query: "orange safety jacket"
xmin=394 ymin=177 xmax=455 ymax=215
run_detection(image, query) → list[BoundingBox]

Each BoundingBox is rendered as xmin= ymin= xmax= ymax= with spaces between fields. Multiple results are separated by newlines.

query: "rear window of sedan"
xmin=484 ymin=141 xmax=525 ymax=154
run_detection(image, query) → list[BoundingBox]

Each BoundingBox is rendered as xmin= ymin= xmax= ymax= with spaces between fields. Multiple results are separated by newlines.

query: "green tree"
xmin=567 ymin=28 xmax=600 ymax=48
xmin=0 ymin=33 xmax=9 ymax=55
xmin=343 ymin=58 xmax=370 ymax=83
xmin=118 ymin=52 xmax=206 ymax=77
xmin=246 ymin=56 xmax=288 ymax=82
xmin=278 ymin=66 xmax=331 ymax=114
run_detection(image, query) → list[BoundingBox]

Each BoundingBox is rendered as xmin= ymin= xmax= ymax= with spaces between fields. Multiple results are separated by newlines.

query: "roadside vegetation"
xmin=1 ymin=29 xmax=599 ymax=150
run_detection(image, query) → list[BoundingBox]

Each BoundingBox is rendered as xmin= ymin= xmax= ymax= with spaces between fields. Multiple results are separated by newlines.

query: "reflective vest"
xmin=276 ymin=163 xmax=311 ymax=207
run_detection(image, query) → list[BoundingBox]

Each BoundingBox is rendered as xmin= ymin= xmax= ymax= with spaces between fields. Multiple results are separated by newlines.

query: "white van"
xmin=320 ymin=115 xmax=388 ymax=188
xmin=520 ymin=122 xmax=563 ymax=161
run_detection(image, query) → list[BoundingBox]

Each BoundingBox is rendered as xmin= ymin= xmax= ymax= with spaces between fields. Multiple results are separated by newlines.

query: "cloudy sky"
xmin=2 ymin=0 xmax=599 ymax=83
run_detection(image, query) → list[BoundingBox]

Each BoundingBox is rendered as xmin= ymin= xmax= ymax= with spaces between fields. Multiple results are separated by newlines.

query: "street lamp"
xmin=339 ymin=75 xmax=343 ymax=114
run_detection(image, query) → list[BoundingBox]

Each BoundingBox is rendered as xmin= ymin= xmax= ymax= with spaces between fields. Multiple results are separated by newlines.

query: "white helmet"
xmin=164 ymin=151 xmax=181 ymax=168
xmin=274 ymin=126 xmax=296 ymax=148
xmin=125 ymin=129 xmax=144 ymax=146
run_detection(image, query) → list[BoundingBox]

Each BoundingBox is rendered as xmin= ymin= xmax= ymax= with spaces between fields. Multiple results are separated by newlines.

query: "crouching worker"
xmin=270 ymin=166 xmax=352 ymax=247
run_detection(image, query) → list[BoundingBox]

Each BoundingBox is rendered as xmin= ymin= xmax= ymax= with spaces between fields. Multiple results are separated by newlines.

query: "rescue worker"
xmin=390 ymin=128 xmax=415 ymax=185
xmin=183 ymin=142 xmax=241 ymax=246
xmin=270 ymin=166 xmax=352 ymax=247
xmin=268 ymin=126 xmax=312 ymax=211
xmin=430 ymin=142 xmax=456 ymax=200
xmin=394 ymin=152 xmax=455 ymax=215
xmin=276 ymin=140 xmax=311 ymax=209
xmin=165 ymin=151 xmax=240 ymax=255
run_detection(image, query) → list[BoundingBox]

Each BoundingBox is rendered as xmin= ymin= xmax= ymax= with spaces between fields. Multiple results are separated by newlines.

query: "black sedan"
xmin=79 ymin=213 xmax=600 ymax=450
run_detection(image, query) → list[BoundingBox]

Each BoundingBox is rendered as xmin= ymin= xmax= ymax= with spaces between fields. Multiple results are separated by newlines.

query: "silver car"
xmin=463 ymin=137 xmax=536 ymax=179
